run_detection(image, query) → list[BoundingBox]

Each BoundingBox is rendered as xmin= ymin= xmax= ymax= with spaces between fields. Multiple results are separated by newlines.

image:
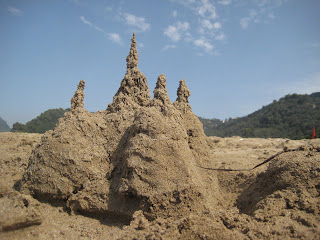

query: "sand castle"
xmin=20 ymin=33 xmax=221 ymax=219
xmin=2 ymin=34 xmax=320 ymax=239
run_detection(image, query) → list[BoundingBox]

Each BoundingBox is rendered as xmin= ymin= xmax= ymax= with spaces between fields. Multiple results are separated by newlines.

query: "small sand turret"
xmin=176 ymin=79 xmax=190 ymax=103
xmin=151 ymin=74 xmax=171 ymax=106
xmin=71 ymin=80 xmax=85 ymax=110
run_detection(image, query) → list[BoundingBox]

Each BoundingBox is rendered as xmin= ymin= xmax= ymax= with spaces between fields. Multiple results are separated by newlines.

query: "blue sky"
xmin=1 ymin=0 xmax=320 ymax=127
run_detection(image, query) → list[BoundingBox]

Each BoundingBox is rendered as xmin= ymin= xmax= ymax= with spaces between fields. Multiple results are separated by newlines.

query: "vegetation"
xmin=200 ymin=92 xmax=320 ymax=140
xmin=11 ymin=108 xmax=69 ymax=134
xmin=0 ymin=116 xmax=11 ymax=132
xmin=9 ymin=92 xmax=320 ymax=139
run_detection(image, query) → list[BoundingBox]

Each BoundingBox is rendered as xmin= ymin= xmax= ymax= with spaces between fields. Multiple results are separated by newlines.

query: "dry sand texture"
xmin=1 ymin=34 xmax=320 ymax=239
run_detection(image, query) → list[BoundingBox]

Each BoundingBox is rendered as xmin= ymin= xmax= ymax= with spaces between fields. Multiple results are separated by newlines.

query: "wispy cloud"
xmin=80 ymin=16 xmax=105 ymax=33
xmin=218 ymin=0 xmax=232 ymax=5
xmin=215 ymin=33 xmax=226 ymax=41
xmin=162 ymin=44 xmax=177 ymax=51
xmin=240 ymin=1 xmax=288 ymax=30
xmin=240 ymin=17 xmax=250 ymax=29
xmin=123 ymin=13 xmax=150 ymax=32
xmin=258 ymin=0 xmax=288 ymax=7
xmin=240 ymin=9 xmax=259 ymax=29
xmin=80 ymin=16 xmax=122 ymax=45
xmin=197 ymin=0 xmax=217 ymax=19
xmin=108 ymin=33 xmax=122 ymax=44
xmin=172 ymin=10 xmax=178 ymax=17
xmin=8 ymin=6 xmax=22 ymax=16
xmin=164 ymin=21 xmax=190 ymax=42
xmin=194 ymin=38 xmax=214 ymax=53
xmin=168 ymin=0 xmax=226 ymax=55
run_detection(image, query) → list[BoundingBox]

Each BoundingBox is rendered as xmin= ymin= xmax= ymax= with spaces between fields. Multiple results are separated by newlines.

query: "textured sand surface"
xmin=1 ymin=133 xmax=320 ymax=239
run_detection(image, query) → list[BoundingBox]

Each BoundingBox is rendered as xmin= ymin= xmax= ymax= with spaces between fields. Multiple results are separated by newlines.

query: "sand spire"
xmin=107 ymin=33 xmax=151 ymax=112
xmin=126 ymin=33 xmax=139 ymax=70
xmin=152 ymin=74 xmax=171 ymax=106
xmin=71 ymin=80 xmax=85 ymax=110
xmin=176 ymin=79 xmax=191 ymax=103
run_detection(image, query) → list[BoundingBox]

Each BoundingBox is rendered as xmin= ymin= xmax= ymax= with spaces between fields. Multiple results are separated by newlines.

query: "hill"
xmin=11 ymin=108 xmax=69 ymax=134
xmin=200 ymin=92 xmax=320 ymax=139
xmin=0 ymin=117 xmax=10 ymax=132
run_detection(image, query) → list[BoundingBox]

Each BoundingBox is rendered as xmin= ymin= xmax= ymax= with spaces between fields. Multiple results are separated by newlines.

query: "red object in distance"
xmin=312 ymin=126 xmax=316 ymax=139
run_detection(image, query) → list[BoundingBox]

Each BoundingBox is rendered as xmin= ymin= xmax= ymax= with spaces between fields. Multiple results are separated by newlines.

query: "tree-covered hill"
xmin=200 ymin=92 xmax=320 ymax=140
xmin=9 ymin=92 xmax=320 ymax=139
xmin=11 ymin=108 xmax=69 ymax=134
xmin=0 ymin=116 xmax=11 ymax=132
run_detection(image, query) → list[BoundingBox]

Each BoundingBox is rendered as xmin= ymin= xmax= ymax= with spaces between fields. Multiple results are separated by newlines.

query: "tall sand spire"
xmin=126 ymin=33 xmax=139 ymax=70
xmin=107 ymin=33 xmax=151 ymax=112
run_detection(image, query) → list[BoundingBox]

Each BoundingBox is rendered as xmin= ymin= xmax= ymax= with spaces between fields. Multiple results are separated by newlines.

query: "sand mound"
xmin=20 ymin=33 xmax=219 ymax=220
xmin=237 ymin=145 xmax=320 ymax=217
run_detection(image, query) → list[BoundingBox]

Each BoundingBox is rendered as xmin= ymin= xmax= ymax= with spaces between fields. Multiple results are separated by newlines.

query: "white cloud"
xmin=172 ymin=10 xmax=178 ymax=17
xmin=170 ymin=0 xmax=195 ymax=7
xmin=80 ymin=16 xmax=122 ymax=45
xmin=240 ymin=1 xmax=288 ymax=30
xmin=218 ymin=0 xmax=232 ymax=5
xmin=80 ymin=16 xmax=91 ymax=25
xmin=108 ymin=33 xmax=122 ymax=45
xmin=80 ymin=16 xmax=105 ymax=33
xmin=168 ymin=0 xmax=226 ymax=55
xmin=164 ymin=21 xmax=190 ymax=42
xmin=249 ymin=9 xmax=258 ymax=18
xmin=258 ymin=0 xmax=288 ymax=7
xmin=8 ymin=6 xmax=22 ymax=16
xmin=162 ymin=44 xmax=177 ymax=51
xmin=194 ymin=38 xmax=214 ymax=53
xmin=197 ymin=0 xmax=217 ymax=19
xmin=199 ymin=19 xmax=222 ymax=37
xmin=240 ymin=9 xmax=260 ymax=29
xmin=105 ymin=6 xmax=112 ymax=12
xmin=123 ymin=13 xmax=150 ymax=32
xmin=213 ymin=22 xmax=221 ymax=29
xmin=215 ymin=33 xmax=226 ymax=41
xmin=201 ymin=19 xmax=214 ymax=30
xmin=138 ymin=42 xmax=144 ymax=49
xmin=268 ymin=12 xmax=275 ymax=19
xmin=240 ymin=17 xmax=250 ymax=29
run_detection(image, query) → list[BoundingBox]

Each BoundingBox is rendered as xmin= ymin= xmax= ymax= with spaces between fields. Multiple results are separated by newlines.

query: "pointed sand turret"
xmin=71 ymin=80 xmax=85 ymax=111
xmin=151 ymin=74 xmax=171 ymax=106
xmin=173 ymin=79 xmax=192 ymax=113
xmin=126 ymin=32 xmax=138 ymax=70
xmin=176 ymin=79 xmax=191 ymax=103
xmin=107 ymin=33 xmax=151 ymax=112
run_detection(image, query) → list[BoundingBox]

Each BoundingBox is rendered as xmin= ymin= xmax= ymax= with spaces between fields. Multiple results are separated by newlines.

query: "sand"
xmin=1 ymin=132 xmax=319 ymax=239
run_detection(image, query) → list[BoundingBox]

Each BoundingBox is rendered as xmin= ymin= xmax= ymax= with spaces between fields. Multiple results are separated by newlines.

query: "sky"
xmin=1 ymin=0 xmax=320 ymax=127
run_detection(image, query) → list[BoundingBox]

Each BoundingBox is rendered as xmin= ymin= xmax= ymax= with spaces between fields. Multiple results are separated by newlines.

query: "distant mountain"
xmin=200 ymin=92 xmax=320 ymax=140
xmin=11 ymin=108 xmax=70 ymax=134
xmin=0 ymin=116 xmax=11 ymax=132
